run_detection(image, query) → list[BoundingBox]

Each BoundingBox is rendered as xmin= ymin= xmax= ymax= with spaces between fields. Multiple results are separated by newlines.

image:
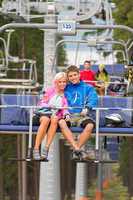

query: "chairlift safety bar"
xmin=0 ymin=23 xmax=133 ymax=34
xmin=52 ymin=39 xmax=129 ymax=70
xmin=0 ymin=104 xmax=133 ymax=159
xmin=0 ymin=104 xmax=133 ymax=111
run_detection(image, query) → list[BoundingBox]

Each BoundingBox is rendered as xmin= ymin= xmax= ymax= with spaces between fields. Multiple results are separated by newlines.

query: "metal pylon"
xmin=39 ymin=135 xmax=61 ymax=200
xmin=43 ymin=14 xmax=56 ymax=88
xmin=39 ymin=12 xmax=61 ymax=200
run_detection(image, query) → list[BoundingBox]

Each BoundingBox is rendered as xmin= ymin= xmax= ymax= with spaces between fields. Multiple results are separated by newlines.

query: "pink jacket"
xmin=38 ymin=87 xmax=69 ymax=119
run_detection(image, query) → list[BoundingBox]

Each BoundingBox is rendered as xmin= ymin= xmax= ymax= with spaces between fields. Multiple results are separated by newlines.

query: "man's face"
xmin=84 ymin=62 xmax=91 ymax=69
xmin=67 ymin=71 xmax=80 ymax=84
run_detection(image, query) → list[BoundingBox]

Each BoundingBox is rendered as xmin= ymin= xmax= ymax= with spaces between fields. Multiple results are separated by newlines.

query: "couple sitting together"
xmin=33 ymin=65 xmax=98 ymax=161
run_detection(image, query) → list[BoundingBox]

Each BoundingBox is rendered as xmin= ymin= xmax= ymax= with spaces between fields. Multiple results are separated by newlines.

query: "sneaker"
xmin=41 ymin=147 xmax=49 ymax=160
xmin=33 ymin=149 xmax=41 ymax=160
xmin=80 ymin=149 xmax=95 ymax=160
xmin=72 ymin=150 xmax=82 ymax=160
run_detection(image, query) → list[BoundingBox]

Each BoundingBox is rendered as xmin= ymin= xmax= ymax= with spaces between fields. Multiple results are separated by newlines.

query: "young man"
xmin=59 ymin=65 xmax=98 ymax=160
xmin=80 ymin=60 xmax=96 ymax=86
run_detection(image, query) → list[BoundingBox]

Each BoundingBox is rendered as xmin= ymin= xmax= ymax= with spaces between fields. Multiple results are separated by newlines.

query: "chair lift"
xmin=53 ymin=37 xmax=129 ymax=97
xmin=53 ymin=38 xmax=129 ymax=70
xmin=0 ymin=29 xmax=39 ymax=93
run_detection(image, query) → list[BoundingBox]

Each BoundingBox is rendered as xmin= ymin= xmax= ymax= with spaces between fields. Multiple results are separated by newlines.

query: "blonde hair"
xmin=54 ymin=72 xmax=66 ymax=81
xmin=99 ymin=64 xmax=105 ymax=69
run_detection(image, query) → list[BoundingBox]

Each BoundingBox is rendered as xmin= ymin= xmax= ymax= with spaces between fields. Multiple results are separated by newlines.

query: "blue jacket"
xmin=65 ymin=81 xmax=98 ymax=114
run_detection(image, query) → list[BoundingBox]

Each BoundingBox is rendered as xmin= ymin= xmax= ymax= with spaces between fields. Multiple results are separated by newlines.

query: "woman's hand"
xmin=64 ymin=114 xmax=71 ymax=121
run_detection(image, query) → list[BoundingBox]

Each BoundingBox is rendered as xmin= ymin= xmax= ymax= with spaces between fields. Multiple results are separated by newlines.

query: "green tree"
xmin=113 ymin=0 xmax=133 ymax=62
xmin=112 ymin=1 xmax=133 ymax=197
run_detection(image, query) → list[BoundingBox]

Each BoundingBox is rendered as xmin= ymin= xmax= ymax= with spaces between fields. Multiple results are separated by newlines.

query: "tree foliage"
xmin=113 ymin=0 xmax=133 ymax=27
xmin=113 ymin=0 xmax=133 ymax=62
xmin=113 ymin=0 xmax=133 ymax=39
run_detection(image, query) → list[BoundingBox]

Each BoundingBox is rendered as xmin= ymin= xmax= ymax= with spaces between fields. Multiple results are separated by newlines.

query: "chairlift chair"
xmin=0 ymin=30 xmax=39 ymax=92
xmin=0 ymin=58 xmax=38 ymax=91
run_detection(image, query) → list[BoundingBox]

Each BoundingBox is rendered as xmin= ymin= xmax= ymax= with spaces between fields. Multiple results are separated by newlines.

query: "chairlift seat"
xmin=80 ymin=64 xmax=126 ymax=76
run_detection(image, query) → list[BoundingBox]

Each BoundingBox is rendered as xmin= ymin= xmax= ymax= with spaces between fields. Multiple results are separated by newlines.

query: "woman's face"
xmin=55 ymin=77 xmax=67 ymax=91
xmin=99 ymin=65 xmax=104 ymax=72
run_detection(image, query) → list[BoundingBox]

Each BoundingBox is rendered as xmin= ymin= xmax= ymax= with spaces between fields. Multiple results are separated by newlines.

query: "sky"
xmin=66 ymin=47 xmax=116 ymax=66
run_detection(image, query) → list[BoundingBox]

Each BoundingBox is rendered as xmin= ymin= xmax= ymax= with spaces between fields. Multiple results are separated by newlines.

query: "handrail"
xmin=85 ymin=80 xmax=127 ymax=85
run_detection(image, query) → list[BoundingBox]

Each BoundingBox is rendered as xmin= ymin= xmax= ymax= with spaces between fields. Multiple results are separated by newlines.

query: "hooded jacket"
xmin=64 ymin=81 xmax=98 ymax=114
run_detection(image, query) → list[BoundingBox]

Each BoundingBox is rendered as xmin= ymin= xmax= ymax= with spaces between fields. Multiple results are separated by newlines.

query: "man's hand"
xmin=80 ymin=108 xmax=89 ymax=116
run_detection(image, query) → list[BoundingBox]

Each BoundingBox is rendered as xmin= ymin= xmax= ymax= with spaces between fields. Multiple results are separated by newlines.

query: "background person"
xmin=33 ymin=72 xmax=71 ymax=160
xmin=80 ymin=60 xmax=96 ymax=86
xmin=95 ymin=64 xmax=110 ymax=96
xmin=59 ymin=65 xmax=98 ymax=160
xmin=125 ymin=66 xmax=133 ymax=96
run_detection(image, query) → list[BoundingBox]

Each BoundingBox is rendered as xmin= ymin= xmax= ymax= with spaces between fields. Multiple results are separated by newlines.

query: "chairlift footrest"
xmin=73 ymin=158 xmax=118 ymax=163
xmin=7 ymin=157 xmax=49 ymax=162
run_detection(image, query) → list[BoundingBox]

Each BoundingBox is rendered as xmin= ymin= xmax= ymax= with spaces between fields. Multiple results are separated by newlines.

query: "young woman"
xmin=33 ymin=72 xmax=71 ymax=160
xmin=95 ymin=64 xmax=110 ymax=96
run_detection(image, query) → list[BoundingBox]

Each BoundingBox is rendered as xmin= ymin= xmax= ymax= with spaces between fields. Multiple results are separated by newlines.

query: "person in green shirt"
xmin=95 ymin=64 xmax=110 ymax=96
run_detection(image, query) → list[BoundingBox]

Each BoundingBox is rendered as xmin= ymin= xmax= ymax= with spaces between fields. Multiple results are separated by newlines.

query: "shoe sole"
xmin=41 ymin=156 xmax=48 ymax=161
